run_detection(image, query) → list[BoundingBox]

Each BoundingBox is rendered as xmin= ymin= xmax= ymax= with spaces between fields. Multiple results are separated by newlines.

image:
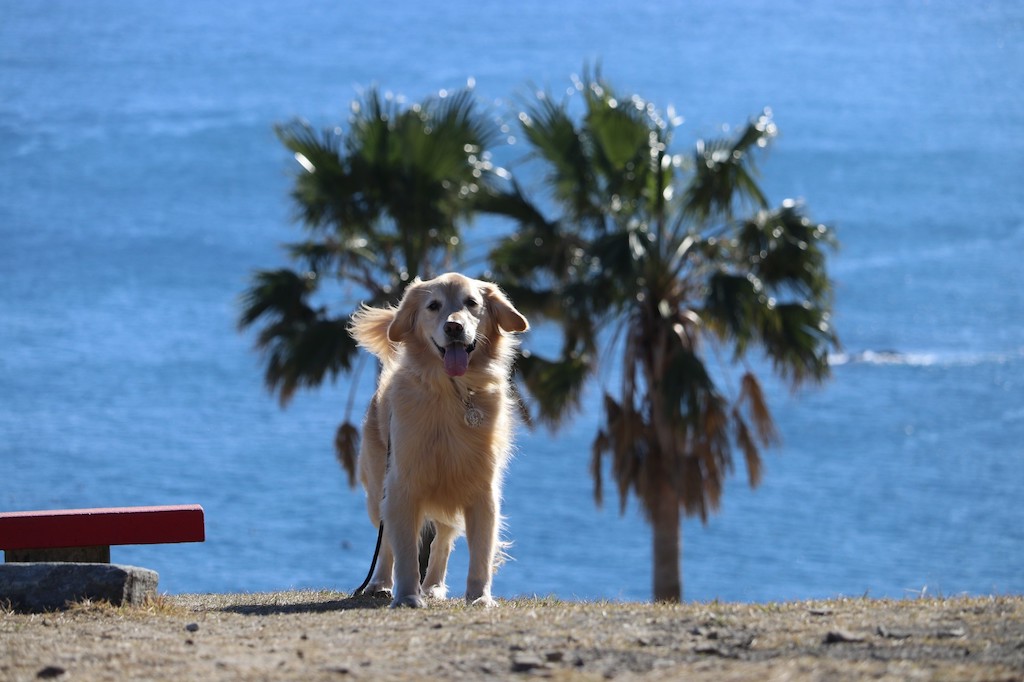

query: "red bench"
xmin=0 ymin=505 xmax=205 ymax=563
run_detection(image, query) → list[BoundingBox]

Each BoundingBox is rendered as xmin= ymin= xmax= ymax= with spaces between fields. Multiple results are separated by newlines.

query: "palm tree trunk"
xmin=651 ymin=478 xmax=682 ymax=602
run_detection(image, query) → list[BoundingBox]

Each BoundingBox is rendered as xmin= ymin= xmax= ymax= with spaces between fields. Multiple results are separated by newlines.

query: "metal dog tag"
xmin=464 ymin=407 xmax=484 ymax=428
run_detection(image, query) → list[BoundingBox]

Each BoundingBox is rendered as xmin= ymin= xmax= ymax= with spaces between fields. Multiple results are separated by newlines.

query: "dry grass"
xmin=1 ymin=591 xmax=1022 ymax=681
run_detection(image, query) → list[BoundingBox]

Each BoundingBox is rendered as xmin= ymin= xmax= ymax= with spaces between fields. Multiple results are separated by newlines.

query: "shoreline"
xmin=3 ymin=591 xmax=1022 ymax=680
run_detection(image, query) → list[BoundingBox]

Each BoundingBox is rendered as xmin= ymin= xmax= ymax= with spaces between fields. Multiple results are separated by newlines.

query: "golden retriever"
xmin=348 ymin=273 xmax=529 ymax=608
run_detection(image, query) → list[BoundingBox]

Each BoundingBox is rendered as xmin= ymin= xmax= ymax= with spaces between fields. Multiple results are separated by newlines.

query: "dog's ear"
xmin=481 ymin=283 xmax=529 ymax=333
xmin=388 ymin=282 xmax=425 ymax=343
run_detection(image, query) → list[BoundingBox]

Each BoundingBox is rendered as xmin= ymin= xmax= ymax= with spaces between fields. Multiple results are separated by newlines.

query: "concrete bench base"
xmin=0 ymin=563 xmax=158 ymax=613
xmin=5 ymin=546 xmax=111 ymax=563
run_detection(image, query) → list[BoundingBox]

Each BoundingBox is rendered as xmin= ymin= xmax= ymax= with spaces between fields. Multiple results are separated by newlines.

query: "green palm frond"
xmin=494 ymin=69 xmax=838 ymax=546
xmin=481 ymin=68 xmax=840 ymax=602
xmin=583 ymin=90 xmax=673 ymax=222
xmin=516 ymin=351 xmax=592 ymax=426
xmin=275 ymin=121 xmax=375 ymax=235
xmin=239 ymin=269 xmax=358 ymax=406
xmin=758 ymin=302 xmax=836 ymax=386
xmin=520 ymin=95 xmax=603 ymax=228
xmin=285 ymin=239 xmax=369 ymax=281
xmin=682 ymin=111 xmax=776 ymax=223
xmin=246 ymin=86 xmax=512 ymax=416
xmin=474 ymin=179 xmax=553 ymax=235
xmin=584 ymin=92 xmax=652 ymax=173
xmin=238 ymin=268 xmax=318 ymax=330
xmin=701 ymin=270 xmax=770 ymax=353
xmin=661 ymin=331 xmax=718 ymax=422
xmin=737 ymin=201 xmax=836 ymax=298
xmin=430 ymin=88 xmax=501 ymax=162
xmin=260 ymin=313 xmax=358 ymax=406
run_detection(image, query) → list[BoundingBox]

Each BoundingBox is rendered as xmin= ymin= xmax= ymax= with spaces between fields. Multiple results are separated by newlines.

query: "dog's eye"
xmin=427 ymin=300 xmax=442 ymax=312
xmin=465 ymin=298 xmax=480 ymax=309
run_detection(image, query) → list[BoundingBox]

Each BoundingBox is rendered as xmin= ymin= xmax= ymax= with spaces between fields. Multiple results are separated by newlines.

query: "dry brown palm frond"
xmin=704 ymin=473 xmax=724 ymax=515
xmin=702 ymin=392 xmax=730 ymax=445
xmin=600 ymin=393 xmax=636 ymax=514
xmin=334 ymin=421 xmax=360 ymax=487
xmin=740 ymin=371 xmax=780 ymax=446
xmin=697 ymin=442 xmax=725 ymax=515
xmin=732 ymin=407 xmax=764 ymax=488
xmin=617 ymin=427 xmax=641 ymax=491
xmin=591 ymin=429 xmax=610 ymax=507
xmin=680 ymin=454 xmax=706 ymax=520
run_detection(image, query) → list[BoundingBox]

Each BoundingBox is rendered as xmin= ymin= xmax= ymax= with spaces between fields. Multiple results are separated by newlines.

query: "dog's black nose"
xmin=444 ymin=321 xmax=463 ymax=339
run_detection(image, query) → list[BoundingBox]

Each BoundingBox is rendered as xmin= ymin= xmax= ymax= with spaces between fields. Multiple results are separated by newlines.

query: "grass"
xmin=3 ymin=591 xmax=1022 ymax=681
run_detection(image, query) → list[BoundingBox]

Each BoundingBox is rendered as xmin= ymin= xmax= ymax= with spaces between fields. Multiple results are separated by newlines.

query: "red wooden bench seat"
xmin=0 ymin=505 xmax=205 ymax=563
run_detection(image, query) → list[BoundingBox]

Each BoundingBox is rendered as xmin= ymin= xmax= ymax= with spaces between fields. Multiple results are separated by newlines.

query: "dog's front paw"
xmin=390 ymin=593 xmax=426 ymax=609
xmin=357 ymin=581 xmax=392 ymax=599
xmin=469 ymin=595 xmax=498 ymax=608
xmin=423 ymin=583 xmax=448 ymax=600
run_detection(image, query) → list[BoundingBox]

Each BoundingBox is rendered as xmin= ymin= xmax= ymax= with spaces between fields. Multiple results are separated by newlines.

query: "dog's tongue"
xmin=443 ymin=344 xmax=470 ymax=377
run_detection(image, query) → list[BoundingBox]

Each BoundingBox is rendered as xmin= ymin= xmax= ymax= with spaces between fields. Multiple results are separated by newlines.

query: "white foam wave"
xmin=829 ymin=349 xmax=1022 ymax=368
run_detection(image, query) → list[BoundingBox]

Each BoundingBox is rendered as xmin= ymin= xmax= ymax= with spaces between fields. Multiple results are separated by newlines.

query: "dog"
xmin=348 ymin=273 xmax=529 ymax=607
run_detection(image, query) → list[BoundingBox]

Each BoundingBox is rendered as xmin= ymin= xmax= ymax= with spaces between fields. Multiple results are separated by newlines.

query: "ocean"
xmin=1 ymin=0 xmax=1022 ymax=602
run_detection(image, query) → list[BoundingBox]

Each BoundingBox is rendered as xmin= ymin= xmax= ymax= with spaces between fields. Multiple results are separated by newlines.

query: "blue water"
xmin=2 ymin=0 xmax=1023 ymax=602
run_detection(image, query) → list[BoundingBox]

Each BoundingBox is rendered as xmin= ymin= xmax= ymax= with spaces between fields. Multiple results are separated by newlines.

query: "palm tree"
xmin=239 ymin=86 xmax=505 ymax=480
xmin=488 ymin=71 xmax=839 ymax=602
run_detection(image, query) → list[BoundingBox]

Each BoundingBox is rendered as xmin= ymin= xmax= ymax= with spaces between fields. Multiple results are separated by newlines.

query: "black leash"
xmin=354 ymin=428 xmax=391 ymax=598
xmin=352 ymin=520 xmax=384 ymax=597
xmin=351 ymin=392 xmax=444 ymax=597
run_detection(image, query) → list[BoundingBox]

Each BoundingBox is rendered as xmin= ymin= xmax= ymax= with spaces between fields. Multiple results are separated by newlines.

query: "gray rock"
xmin=35 ymin=666 xmax=66 ymax=679
xmin=510 ymin=652 xmax=546 ymax=672
xmin=877 ymin=625 xmax=912 ymax=640
xmin=0 ymin=563 xmax=158 ymax=612
xmin=823 ymin=629 xmax=866 ymax=644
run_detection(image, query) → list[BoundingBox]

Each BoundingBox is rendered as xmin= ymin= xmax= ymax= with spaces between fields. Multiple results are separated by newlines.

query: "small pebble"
xmin=695 ymin=645 xmax=726 ymax=656
xmin=510 ymin=652 xmax=546 ymax=672
xmin=185 ymin=623 xmax=200 ymax=633
xmin=824 ymin=630 xmax=865 ymax=644
xmin=936 ymin=627 xmax=966 ymax=639
xmin=876 ymin=626 xmax=911 ymax=640
xmin=36 ymin=666 xmax=66 ymax=679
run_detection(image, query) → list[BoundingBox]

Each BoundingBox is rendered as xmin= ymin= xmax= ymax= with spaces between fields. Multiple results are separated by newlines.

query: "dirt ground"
xmin=2 ymin=591 xmax=1022 ymax=681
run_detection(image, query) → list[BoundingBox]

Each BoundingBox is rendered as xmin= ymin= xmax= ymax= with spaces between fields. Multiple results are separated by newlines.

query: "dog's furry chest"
xmin=383 ymin=379 xmax=509 ymax=499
